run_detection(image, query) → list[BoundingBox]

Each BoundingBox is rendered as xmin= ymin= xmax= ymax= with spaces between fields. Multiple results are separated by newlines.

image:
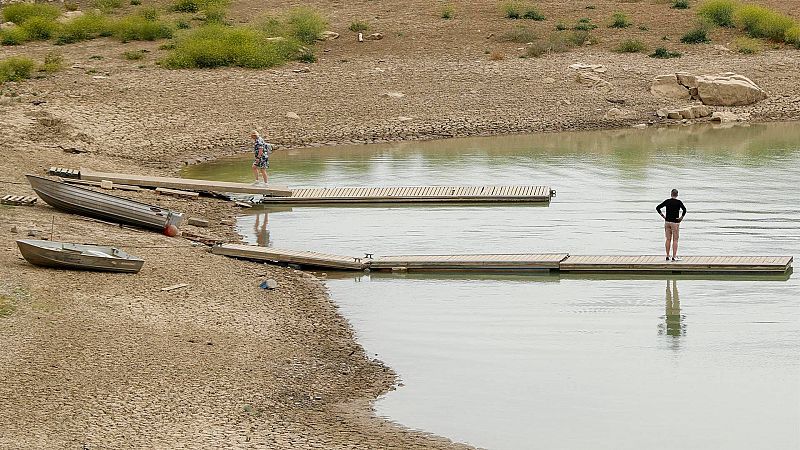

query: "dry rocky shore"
xmin=2 ymin=0 xmax=800 ymax=448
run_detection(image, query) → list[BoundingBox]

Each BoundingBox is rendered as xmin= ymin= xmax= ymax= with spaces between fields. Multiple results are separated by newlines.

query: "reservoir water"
xmin=185 ymin=123 xmax=799 ymax=450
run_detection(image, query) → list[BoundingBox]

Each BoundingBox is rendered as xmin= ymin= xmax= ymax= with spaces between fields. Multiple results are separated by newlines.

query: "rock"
xmin=317 ymin=31 xmax=339 ymax=41
xmin=27 ymin=229 xmax=42 ymax=238
xmin=292 ymin=67 xmax=310 ymax=73
xmin=576 ymin=72 xmax=612 ymax=91
xmin=542 ymin=77 xmax=555 ymax=83
xmin=631 ymin=123 xmax=647 ymax=129
xmin=667 ymin=110 xmax=683 ymax=119
xmin=604 ymin=107 xmax=635 ymax=119
xmin=675 ymin=72 xmax=698 ymax=89
xmin=0 ymin=21 xmax=15 ymax=30
xmin=695 ymin=73 xmax=767 ymax=106
xmin=656 ymin=108 xmax=668 ymax=118
xmin=100 ymin=180 xmax=113 ymax=189
xmin=711 ymin=111 xmax=751 ymax=123
xmin=713 ymin=44 xmax=731 ymax=52
xmin=286 ymin=112 xmax=301 ymax=120
xmin=364 ymin=33 xmax=383 ymax=40
xmin=569 ymin=63 xmax=604 ymax=71
xmin=10 ymin=225 xmax=17 ymax=233
xmin=57 ymin=11 xmax=83 ymax=23
xmin=396 ymin=116 xmax=413 ymax=122
xmin=187 ymin=217 xmax=209 ymax=227
xmin=381 ymin=91 xmax=405 ymax=99
xmin=650 ymin=74 xmax=690 ymax=100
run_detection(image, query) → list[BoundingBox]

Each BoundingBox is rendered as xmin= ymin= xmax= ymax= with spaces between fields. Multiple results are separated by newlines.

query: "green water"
xmin=186 ymin=123 xmax=799 ymax=449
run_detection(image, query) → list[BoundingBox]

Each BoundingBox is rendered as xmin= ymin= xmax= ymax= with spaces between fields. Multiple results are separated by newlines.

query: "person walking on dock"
xmin=657 ymin=189 xmax=687 ymax=261
xmin=251 ymin=130 xmax=272 ymax=185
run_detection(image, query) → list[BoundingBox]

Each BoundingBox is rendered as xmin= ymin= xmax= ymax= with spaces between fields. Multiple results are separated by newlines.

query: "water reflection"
xmin=658 ymin=280 xmax=686 ymax=348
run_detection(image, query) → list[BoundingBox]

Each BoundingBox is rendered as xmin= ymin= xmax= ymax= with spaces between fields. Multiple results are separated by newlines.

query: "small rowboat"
xmin=26 ymin=175 xmax=184 ymax=235
xmin=16 ymin=239 xmax=144 ymax=273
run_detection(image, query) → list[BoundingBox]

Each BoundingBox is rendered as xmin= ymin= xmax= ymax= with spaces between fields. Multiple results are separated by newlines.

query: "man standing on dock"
xmin=657 ymin=189 xmax=687 ymax=261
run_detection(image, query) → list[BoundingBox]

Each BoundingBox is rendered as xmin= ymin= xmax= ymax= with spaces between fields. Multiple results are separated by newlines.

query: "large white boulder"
xmin=695 ymin=73 xmax=767 ymax=106
xmin=650 ymin=74 xmax=691 ymax=100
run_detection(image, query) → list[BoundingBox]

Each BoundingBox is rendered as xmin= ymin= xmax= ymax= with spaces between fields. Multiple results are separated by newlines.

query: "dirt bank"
xmin=1 ymin=0 xmax=799 ymax=448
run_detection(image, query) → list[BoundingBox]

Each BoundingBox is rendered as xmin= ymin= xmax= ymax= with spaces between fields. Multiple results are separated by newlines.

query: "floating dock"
xmin=211 ymin=244 xmax=793 ymax=275
xmin=259 ymin=185 xmax=555 ymax=204
xmin=80 ymin=168 xmax=292 ymax=196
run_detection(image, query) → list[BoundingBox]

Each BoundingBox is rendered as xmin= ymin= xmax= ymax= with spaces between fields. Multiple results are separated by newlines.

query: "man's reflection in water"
xmin=658 ymin=279 xmax=686 ymax=346
xmin=254 ymin=212 xmax=270 ymax=247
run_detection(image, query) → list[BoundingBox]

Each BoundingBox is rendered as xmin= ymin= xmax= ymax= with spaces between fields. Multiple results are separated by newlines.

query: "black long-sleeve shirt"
xmin=657 ymin=198 xmax=686 ymax=223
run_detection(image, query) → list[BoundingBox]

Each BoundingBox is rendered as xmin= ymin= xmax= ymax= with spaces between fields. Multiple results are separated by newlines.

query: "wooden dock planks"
xmin=369 ymin=253 xmax=569 ymax=270
xmin=212 ymin=244 xmax=365 ymax=270
xmin=80 ymin=168 xmax=292 ymax=196
xmin=260 ymin=185 xmax=554 ymax=204
xmin=559 ymin=255 xmax=794 ymax=274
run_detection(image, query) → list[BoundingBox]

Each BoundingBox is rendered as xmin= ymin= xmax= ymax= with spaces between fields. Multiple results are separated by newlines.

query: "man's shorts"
xmin=665 ymin=221 xmax=680 ymax=239
xmin=253 ymin=157 xmax=269 ymax=169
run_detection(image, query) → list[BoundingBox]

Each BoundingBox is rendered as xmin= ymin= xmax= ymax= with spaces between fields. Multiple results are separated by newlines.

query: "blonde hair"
xmin=251 ymin=130 xmax=260 ymax=138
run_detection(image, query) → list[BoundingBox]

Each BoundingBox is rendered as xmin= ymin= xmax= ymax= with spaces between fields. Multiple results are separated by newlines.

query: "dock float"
xmin=259 ymin=185 xmax=555 ymax=204
xmin=558 ymin=255 xmax=794 ymax=274
xmin=212 ymin=244 xmax=793 ymax=275
xmin=80 ymin=168 xmax=292 ymax=196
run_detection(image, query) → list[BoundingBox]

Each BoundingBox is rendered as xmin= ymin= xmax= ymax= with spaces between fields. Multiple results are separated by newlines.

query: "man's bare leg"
xmin=672 ymin=234 xmax=679 ymax=259
xmin=665 ymin=226 xmax=672 ymax=259
xmin=252 ymin=165 xmax=259 ymax=182
xmin=260 ymin=168 xmax=268 ymax=183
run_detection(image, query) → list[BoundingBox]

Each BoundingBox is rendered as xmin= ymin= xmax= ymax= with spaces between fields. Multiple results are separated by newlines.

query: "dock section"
xmin=369 ymin=253 xmax=569 ymax=271
xmin=80 ymin=168 xmax=292 ymax=196
xmin=211 ymin=244 xmax=365 ymax=270
xmin=559 ymin=255 xmax=794 ymax=274
xmin=260 ymin=185 xmax=554 ymax=204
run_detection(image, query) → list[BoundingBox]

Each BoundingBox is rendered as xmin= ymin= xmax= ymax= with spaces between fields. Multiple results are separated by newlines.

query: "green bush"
xmin=672 ymin=0 xmax=690 ymax=9
xmin=1 ymin=26 xmax=28 ymax=45
xmin=502 ymin=1 xmax=521 ymax=19
xmin=20 ymin=16 xmax=60 ymax=41
xmin=555 ymin=22 xmax=567 ymax=31
xmin=574 ymin=18 xmax=598 ymax=30
xmin=649 ymin=46 xmax=681 ymax=58
xmin=123 ymin=50 xmax=145 ymax=60
xmin=161 ymin=24 xmax=304 ymax=69
xmin=568 ymin=29 xmax=591 ymax=45
xmin=609 ymin=12 xmax=631 ymax=28
xmin=131 ymin=0 xmax=142 ymax=4
xmin=522 ymin=8 xmax=545 ymax=20
xmin=733 ymin=36 xmax=762 ymax=53
xmin=348 ymin=20 xmax=369 ymax=33
xmin=113 ymin=15 xmax=173 ymax=42
xmin=55 ymin=13 xmax=113 ymax=44
xmin=615 ymin=38 xmax=646 ymax=52
xmin=95 ymin=0 xmax=123 ymax=12
xmin=697 ymin=0 xmax=737 ymax=27
xmin=203 ymin=5 xmax=225 ymax=23
xmin=525 ymin=31 xmax=584 ymax=57
xmin=734 ymin=4 xmax=794 ymax=41
xmin=0 ymin=56 xmax=35 ymax=82
xmin=1 ymin=3 xmax=60 ymax=24
xmin=441 ymin=5 xmax=454 ymax=19
xmin=500 ymin=26 xmax=537 ymax=42
xmin=172 ymin=0 xmax=199 ymax=12
xmin=786 ymin=26 xmax=800 ymax=48
xmin=286 ymin=7 xmax=326 ymax=45
xmin=40 ymin=52 xmax=63 ymax=72
xmin=176 ymin=19 xmax=190 ymax=29
xmin=681 ymin=25 xmax=709 ymax=43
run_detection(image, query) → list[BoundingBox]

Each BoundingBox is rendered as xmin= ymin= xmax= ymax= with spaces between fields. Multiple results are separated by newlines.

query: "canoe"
xmin=26 ymin=175 xmax=184 ymax=235
xmin=16 ymin=239 xmax=144 ymax=273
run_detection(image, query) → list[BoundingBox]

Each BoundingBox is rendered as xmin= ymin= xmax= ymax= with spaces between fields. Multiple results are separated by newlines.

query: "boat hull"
xmin=16 ymin=240 xmax=144 ymax=273
xmin=26 ymin=175 xmax=183 ymax=232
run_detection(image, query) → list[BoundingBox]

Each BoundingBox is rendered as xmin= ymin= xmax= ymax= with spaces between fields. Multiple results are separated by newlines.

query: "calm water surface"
xmin=186 ymin=123 xmax=800 ymax=450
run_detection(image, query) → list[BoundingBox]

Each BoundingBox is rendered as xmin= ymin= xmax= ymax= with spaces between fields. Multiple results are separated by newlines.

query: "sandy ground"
xmin=1 ymin=0 xmax=800 ymax=448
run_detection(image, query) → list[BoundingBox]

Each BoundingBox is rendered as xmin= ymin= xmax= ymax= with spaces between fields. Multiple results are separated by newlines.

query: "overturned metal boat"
xmin=26 ymin=175 xmax=184 ymax=235
xmin=16 ymin=239 xmax=144 ymax=273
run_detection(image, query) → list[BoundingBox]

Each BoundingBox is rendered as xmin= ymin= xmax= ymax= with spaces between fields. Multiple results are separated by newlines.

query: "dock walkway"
xmin=260 ymin=185 xmax=554 ymax=204
xmin=212 ymin=244 xmax=793 ymax=275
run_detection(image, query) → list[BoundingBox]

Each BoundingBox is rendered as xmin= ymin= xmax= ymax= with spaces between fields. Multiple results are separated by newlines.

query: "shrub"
xmin=672 ymin=0 xmax=690 ymax=9
xmin=609 ymin=12 xmax=630 ymax=28
xmin=55 ymin=13 xmax=113 ymax=44
xmin=681 ymin=25 xmax=709 ymax=43
xmin=286 ymin=7 xmax=326 ymax=45
xmin=348 ymin=20 xmax=369 ymax=33
xmin=161 ymin=24 xmax=304 ymax=69
xmin=555 ymin=22 xmax=567 ymax=31
xmin=131 ymin=0 xmax=142 ymax=4
xmin=525 ymin=32 xmax=580 ymax=57
xmin=585 ymin=5 xmax=596 ymax=9
xmin=502 ymin=1 xmax=523 ymax=19
xmin=615 ymin=38 xmax=646 ymax=52
xmin=139 ymin=7 xmax=159 ymax=21
xmin=786 ymin=26 xmax=800 ymax=48
xmin=0 ymin=57 xmax=35 ymax=83
xmin=734 ymin=5 xmax=794 ymax=41
xmin=489 ymin=49 xmax=504 ymax=60
xmin=20 ymin=16 xmax=60 ymax=41
xmin=441 ymin=5 xmax=454 ymax=19
xmin=172 ymin=0 xmax=199 ymax=12
xmin=697 ymin=0 xmax=737 ymax=27
xmin=176 ymin=19 xmax=190 ymax=29
xmin=40 ymin=52 xmax=63 ymax=72
xmin=568 ymin=29 xmax=590 ymax=45
xmin=1 ymin=26 xmax=28 ymax=45
xmin=204 ymin=5 xmax=225 ymax=23
xmin=522 ymin=8 xmax=545 ymax=21
xmin=574 ymin=18 xmax=598 ymax=31
xmin=95 ymin=0 xmax=123 ymax=12
xmin=113 ymin=15 xmax=173 ymax=42
xmin=733 ymin=36 xmax=762 ymax=53
xmin=638 ymin=25 xmax=648 ymax=31
xmin=500 ymin=26 xmax=537 ymax=43
xmin=649 ymin=46 xmax=681 ymax=57
xmin=123 ymin=50 xmax=145 ymax=60
xmin=64 ymin=2 xmax=80 ymax=12
xmin=1 ymin=3 xmax=60 ymax=24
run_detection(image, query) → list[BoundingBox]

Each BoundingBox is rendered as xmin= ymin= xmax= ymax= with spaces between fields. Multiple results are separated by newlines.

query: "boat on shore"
xmin=26 ymin=175 xmax=184 ymax=235
xmin=16 ymin=239 xmax=145 ymax=273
